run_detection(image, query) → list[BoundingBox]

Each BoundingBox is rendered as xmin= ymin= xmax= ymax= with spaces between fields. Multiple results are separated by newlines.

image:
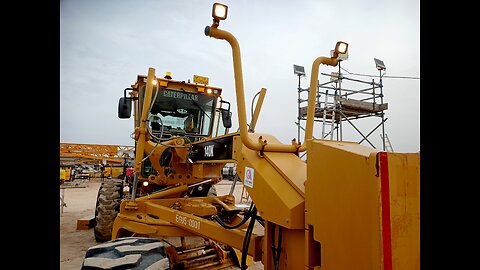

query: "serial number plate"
xmin=175 ymin=214 xmax=201 ymax=230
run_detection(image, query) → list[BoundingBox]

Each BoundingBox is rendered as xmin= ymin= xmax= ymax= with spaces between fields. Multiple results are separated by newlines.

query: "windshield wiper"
xmin=180 ymin=88 xmax=210 ymax=119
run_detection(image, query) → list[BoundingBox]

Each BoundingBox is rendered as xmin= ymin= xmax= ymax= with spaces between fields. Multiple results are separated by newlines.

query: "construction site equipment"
xmin=60 ymin=143 xmax=134 ymax=180
xmin=222 ymin=162 xmax=237 ymax=180
xmin=59 ymin=168 xmax=66 ymax=184
xmin=82 ymin=3 xmax=419 ymax=269
xmin=103 ymin=166 xmax=125 ymax=179
xmin=60 ymin=143 xmax=134 ymax=167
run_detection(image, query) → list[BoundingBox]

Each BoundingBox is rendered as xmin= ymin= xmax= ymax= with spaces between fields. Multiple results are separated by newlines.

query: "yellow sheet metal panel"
xmin=192 ymin=163 xmax=204 ymax=178
xmin=387 ymin=153 xmax=420 ymax=270
xmin=306 ymin=140 xmax=420 ymax=270
xmin=280 ymin=229 xmax=305 ymax=268
xmin=64 ymin=168 xmax=71 ymax=180
xmin=243 ymin=133 xmax=306 ymax=195
xmin=60 ymin=168 xmax=66 ymax=181
xmin=263 ymin=224 xmax=305 ymax=269
xmin=105 ymin=167 xmax=124 ymax=178
xmin=234 ymin=136 xmax=305 ymax=229
xmin=306 ymin=140 xmax=382 ymax=270
xmin=264 ymin=151 xmax=306 ymax=195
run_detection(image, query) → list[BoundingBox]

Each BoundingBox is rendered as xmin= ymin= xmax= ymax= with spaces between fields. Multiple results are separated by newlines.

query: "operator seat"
xmin=184 ymin=114 xmax=197 ymax=133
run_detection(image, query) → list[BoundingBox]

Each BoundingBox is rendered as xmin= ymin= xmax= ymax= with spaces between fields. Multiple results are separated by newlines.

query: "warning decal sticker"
xmin=244 ymin=167 xmax=254 ymax=188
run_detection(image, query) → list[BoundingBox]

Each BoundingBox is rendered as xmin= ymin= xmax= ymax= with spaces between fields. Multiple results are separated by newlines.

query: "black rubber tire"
xmin=81 ymin=237 xmax=170 ymax=270
xmin=93 ymin=180 xmax=124 ymax=243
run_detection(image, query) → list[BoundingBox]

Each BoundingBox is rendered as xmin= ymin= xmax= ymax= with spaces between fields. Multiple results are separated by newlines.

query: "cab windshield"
xmin=147 ymin=88 xmax=216 ymax=139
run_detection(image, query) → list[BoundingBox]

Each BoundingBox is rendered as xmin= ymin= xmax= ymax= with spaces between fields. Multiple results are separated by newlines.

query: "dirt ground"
xmin=59 ymin=179 xmax=263 ymax=269
xmin=60 ymin=180 xmax=102 ymax=270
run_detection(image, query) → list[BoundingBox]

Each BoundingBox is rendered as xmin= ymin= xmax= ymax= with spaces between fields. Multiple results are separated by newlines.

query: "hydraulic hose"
xmin=271 ymin=224 xmax=283 ymax=270
xmin=212 ymin=202 xmax=254 ymax=229
xmin=241 ymin=205 xmax=257 ymax=270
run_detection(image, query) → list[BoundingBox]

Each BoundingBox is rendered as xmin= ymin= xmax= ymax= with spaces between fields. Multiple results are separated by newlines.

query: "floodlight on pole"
xmin=373 ymin=58 xmax=386 ymax=151
xmin=293 ymin=64 xmax=306 ymax=77
xmin=294 ymin=64 xmax=306 ymax=143
xmin=374 ymin=58 xmax=386 ymax=71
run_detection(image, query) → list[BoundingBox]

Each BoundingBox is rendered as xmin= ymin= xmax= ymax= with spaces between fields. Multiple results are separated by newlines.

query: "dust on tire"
xmin=81 ymin=237 xmax=169 ymax=270
xmin=93 ymin=180 xmax=123 ymax=242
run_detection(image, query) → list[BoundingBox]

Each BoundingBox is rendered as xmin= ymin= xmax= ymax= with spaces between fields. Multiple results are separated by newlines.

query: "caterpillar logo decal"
xmin=163 ymin=89 xmax=199 ymax=101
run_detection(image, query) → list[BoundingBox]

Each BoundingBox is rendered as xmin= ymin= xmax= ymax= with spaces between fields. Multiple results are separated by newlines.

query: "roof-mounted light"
xmin=212 ymin=3 xmax=228 ymax=21
xmin=333 ymin=41 xmax=349 ymax=58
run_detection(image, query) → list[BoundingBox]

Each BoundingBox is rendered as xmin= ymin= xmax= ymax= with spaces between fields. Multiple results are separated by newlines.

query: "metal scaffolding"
xmin=294 ymin=60 xmax=391 ymax=152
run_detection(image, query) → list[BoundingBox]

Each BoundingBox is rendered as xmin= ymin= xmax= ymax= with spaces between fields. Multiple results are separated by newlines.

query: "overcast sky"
xmin=60 ymin=0 xmax=420 ymax=153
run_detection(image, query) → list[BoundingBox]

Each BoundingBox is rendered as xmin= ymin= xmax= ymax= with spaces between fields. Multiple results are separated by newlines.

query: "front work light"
xmin=333 ymin=41 xmax=349 ymax=58
xmin=212 ymin=3 xmax=228 ymax=21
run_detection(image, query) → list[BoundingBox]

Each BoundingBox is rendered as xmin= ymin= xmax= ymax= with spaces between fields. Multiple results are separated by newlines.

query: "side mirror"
xmin=221 ymin=109 xmax=232 ymax=128
xmin=118 ymin=97 xmax=132 ymax=119
xmin=219 ymin=100 xmax=232 ymax=128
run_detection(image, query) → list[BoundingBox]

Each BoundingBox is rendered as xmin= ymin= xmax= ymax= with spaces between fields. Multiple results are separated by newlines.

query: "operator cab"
xmin=118 ymin=73 xmax=232 ymax=142
xmin=148 ymin=87 xmax=216 ymax=141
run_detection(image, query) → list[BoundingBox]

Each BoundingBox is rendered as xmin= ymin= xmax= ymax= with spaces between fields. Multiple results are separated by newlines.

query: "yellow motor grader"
xmin=82 ymin=3 xmax=420 ymax=270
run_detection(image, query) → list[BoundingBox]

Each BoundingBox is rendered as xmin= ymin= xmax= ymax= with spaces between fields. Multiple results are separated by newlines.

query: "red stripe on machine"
xmin=379 ymin=152 xmax=392 ymax=270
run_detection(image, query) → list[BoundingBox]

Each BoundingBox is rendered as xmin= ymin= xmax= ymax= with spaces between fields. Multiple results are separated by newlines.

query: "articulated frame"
xmin=112 ymin=187 xmax=263 ymax=262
